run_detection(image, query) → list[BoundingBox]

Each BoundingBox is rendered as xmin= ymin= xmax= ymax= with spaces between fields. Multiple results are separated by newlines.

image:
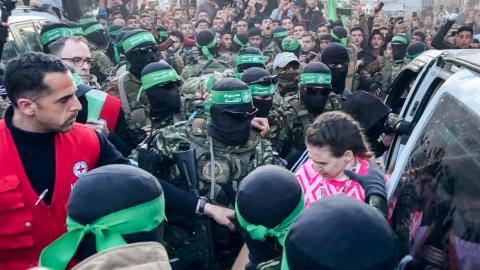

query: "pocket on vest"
xmin=0 ymin=175 xmax=34 ymax=249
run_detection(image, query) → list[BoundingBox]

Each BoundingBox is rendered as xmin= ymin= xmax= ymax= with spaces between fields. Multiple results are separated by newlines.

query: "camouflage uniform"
xmin=381 ymin=59 xmax=404 ymax=93
xmin=218 ymin=52 xmax=237 ymax=67
xmin=181 ymin=55 xmax=231 ymax=81
xmin=89 ymin=43 xmax=115 ymax=83
xmin=131 ymin=120 xmax=278 ymax=200
xmin=261 ymin=106 xmax=291 ymax=163
xmin=262 ymin=42 xmax=282 ymax=70
xmin=281 ymin=92 xmax=342 ymax=164
xmin=345 ymin=44 xmax=358 ymax=91
xmin=162 ymin=49 xmax=185 ymax=75
xmin=116 ymin=72 xmax=148 ymax=129
xmin=0 ymin=96 xmax=8 ymax=120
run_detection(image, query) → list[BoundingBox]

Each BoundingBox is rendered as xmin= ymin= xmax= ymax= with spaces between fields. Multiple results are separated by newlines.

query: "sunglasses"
xmin=130 ymin=45 xmax=158 ymax=54
xmin=301 ymin=86 xmax=331 ymax=95
xmin=225 ymin=107 xmax=258 ymax=119
xmin=248 ymin=76 xmax=277 ymax=85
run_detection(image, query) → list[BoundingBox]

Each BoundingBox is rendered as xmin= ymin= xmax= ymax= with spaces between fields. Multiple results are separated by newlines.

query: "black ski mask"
xmin=300 ymin=87 xmax=331 ymax=115
xmin=392 ymin=43 xmax=408 ymax=62
xmin=147 ymin=82 xmax=181 ymax=121
xmin=253 ymin=98 xmax=273 ymax=118
xmin=208 ymin=78 xmax=256 ymax=146
xmin=126 ymin=48 xmax=159 ymax=79
xmin=330 ymin=65 xmax=348 ymax=94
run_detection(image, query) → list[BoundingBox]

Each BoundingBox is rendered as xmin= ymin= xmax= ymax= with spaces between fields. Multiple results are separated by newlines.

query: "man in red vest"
xmin=0 ymin=52 xmax=235 ymax=269
xmin=48 ymin=36 xmax=136 ymax=156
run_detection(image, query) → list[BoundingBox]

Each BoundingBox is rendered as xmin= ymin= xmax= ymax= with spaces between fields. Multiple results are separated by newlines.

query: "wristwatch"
xmin=196 ymin=196 xmax=209 ymax=215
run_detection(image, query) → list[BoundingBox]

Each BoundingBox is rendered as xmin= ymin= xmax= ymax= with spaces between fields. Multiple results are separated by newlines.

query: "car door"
xmin=387 ymin=69 xmax=480 ymax=268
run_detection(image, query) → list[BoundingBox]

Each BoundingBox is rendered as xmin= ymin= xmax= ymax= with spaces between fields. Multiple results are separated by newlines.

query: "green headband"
xmin=300 ymin=73 xmax=332 ymax=86
xmin=79 ymin=16 xmax=97 ymax=26
xmin=137 ymin=69 xmax=180 ymax=101
xmin=273 ymin=31 xmax=289 ymax=39
xmin=283 ymin=39 xmax=302 ymax=51
xmin=158 ymin=30 xmax=169 ymax=38
xmin=233 ymin=35 xmax=249 ymax=48
xmin=70 ymin=27 xmax=84 ymax=36
xmin=122 ymin=32 xmax=157 ymax=53
xmin=392 ymin=35 xmax=408 ymax=45
xmin=249 ymin=84 xmax=275 ymax=96
xmin=406 ymin=52 xmax=422 ymax=63
xmin=41 ymin=27 xmax=72 ymax=46
xmin=236 ymin=54 xmax=265 ymax=66
xmin=235 ymin=195 xmax=304 ymax=246
xmin=108 ymin=27 xmax=124 ymax=38
xmin=209 ymin=89 xmax=252 ymax=105
xmin=196 ymin=38 xmax=217 ymax=61
xmin=71 ymin=72 xmax=84 ymax=87
xmin=39 ymin=195 xmax=165 ymax=270
xmin=83 ymin=23 xmax=104 ymax=36
xmin=331 ymin=31 xmax=348 ymax=47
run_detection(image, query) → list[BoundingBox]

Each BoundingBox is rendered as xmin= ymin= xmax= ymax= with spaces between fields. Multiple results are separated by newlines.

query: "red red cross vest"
xmin=85 ymin=89 xmax=122 ymax=132
xmin=0 ymin=121 xmax=100 ymax=269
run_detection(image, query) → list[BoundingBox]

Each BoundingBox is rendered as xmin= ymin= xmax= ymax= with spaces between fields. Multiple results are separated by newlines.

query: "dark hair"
xmin=412 ymin=30 xmax=426 ymax=42
xmin=457 ymin=25 xmax=473 ymax=35
xmin=294 ymin=23 xmax=306 ymax=29
xmin=170 ymin=30 xmax=184 ymax=42
xmin=195 ymin=19 xmax=209 ymax=28
xmin=281 ymin=16 xmax=292 ymax=22
xmin=49 ymin=36 xmax=89 ymax=57
xmin=126 ymin=15 xmax=139 ymax=21
xmin=350 ymin=26 xmax=363 ymax=35
xmin=305 ymin=111 xmax=373 ymax=159
xmin=247 ymin=27 xmax=262 ymax=37
xmin=5 ymin=52 xmax=68 ymax=107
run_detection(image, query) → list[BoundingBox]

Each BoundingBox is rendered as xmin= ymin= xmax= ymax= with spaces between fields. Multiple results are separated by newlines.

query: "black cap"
xmin=285 ymin=196 xmax=396 ymax=270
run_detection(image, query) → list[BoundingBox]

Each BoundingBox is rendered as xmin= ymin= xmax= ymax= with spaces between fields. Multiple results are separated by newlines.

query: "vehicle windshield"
xmin=391 ymin=93 xmax=480 ymax=268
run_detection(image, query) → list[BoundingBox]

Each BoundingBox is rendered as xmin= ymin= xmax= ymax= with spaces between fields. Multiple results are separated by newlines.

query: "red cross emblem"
xmin=73 ymin=161 xmax=88 ymax=177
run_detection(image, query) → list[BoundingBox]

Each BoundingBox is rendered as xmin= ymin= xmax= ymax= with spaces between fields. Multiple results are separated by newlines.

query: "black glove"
xmin=344 ymin=167 xmax=387 ymax=201
xmin=137 ymin=148 xmax=163 ymax=175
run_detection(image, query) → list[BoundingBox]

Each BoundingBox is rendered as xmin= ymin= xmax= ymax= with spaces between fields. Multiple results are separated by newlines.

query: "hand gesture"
xmin=204 ymin=203 xmax=236 ymax=230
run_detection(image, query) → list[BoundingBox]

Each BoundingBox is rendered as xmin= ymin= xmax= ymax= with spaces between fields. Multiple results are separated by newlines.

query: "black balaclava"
xmin=272 ymin=26 xmax=289 ymax=47
xmin=241 ymin=67 xmax=275 ymax=118
xmin=208 ymin=78 xmax=255 ymax=146
xmin=406 ymin=42 xmax=426 ymax=63
xmin=40 ymin=22 xmax=72 ymax=53
xmin=140 ymin=61 xmax=181 ymax=121
xmin=391 ymin=34 xmax=409 ymax=62
xmin=106 ymin=25 xmax=124 ymax=63
xmin=82 ymin=21 xmax=108 ymax=48
xmin=342 ymin=90 xmax=390 ymax=147
xmin=69 ymin=165 xmax=164 ymax=262
xmin=122 ymin=29 xmax=159 ymax=79
xmin=232 ymin=32 xmax=249 ymax=52
xmin=321 ymin=43 xmax=349 ymax=95
xmin=236 ymin=47 xmax=265 ymax=74
xmin=195 ymin=29 xmax=217 ymax=60
xmin=299 ymin=62 xmax=332 ymax=116
xmin=285 ymin=196 xmax=397 ymax=270
xmin=236 ymin=165 xmax=303 ymax=265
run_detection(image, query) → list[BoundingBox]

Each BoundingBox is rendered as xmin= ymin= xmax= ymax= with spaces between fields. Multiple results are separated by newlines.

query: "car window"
xmin=0 ymin=31 xmax=18 ymax=77
xmin=391 ymin=93 xmax=480 ymax=268
xmin=13 ymin=22 xmax=42 ymax=52
xmin=386 ymin=69 xmax=419 ymax=114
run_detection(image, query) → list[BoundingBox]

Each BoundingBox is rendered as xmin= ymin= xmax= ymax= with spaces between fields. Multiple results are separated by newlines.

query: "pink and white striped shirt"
xmin=295 ymin=158 xmax=369 ymax=208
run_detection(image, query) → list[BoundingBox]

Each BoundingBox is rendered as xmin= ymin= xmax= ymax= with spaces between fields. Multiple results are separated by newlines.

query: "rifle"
xmin=0 ymin=0 xmax=16 ymax=61
xmin=172 ymin=142 xmax=214 ymax=270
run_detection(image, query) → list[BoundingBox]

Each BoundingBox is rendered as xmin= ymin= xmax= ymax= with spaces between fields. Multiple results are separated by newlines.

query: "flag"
xmin=327 ymin=0 xmax=337 ymax=22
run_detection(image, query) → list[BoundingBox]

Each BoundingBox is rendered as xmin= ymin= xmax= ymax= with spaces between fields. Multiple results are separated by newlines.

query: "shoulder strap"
xmin=287 ymin=97 xmax=311 ymax=130
xmin=117 ymin=73 xmax=131 ymax=115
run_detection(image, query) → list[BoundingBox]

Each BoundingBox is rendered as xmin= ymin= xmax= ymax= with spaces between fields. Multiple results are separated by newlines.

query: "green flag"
xmin=327 ymin=0 xmax=337 ymax=22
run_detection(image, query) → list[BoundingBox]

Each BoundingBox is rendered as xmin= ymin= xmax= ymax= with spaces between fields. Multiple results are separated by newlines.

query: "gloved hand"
xmin=448 ymin=13 xmax=459 ymax=22
xmin=344 ymin=167 xmax=387 ymax=201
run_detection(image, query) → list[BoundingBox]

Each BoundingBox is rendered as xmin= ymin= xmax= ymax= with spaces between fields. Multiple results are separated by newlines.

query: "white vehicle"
xmin=386 ymin=49 xmax=480 ymax=268
xmin=0 ymin=5 xmax=59 ymax=74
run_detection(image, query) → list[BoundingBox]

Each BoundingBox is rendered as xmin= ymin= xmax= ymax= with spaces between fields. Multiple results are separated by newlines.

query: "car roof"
xmin=4 ymin=6 xmax=59 ymax=24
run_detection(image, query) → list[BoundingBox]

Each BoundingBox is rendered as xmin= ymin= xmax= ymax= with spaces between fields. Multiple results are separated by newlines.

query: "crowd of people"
xmin=0 ymin=0 xmax=478 ymax=269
